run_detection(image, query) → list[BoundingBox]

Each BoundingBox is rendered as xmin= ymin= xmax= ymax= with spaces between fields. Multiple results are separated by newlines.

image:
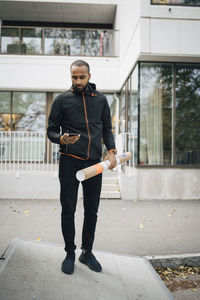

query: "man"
xmin=47 ymin=59 xmax=117 ymax=275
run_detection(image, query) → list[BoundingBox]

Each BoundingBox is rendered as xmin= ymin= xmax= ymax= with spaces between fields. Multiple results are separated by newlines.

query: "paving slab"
xmin=0 ymin=239 xmax=173 ymax=300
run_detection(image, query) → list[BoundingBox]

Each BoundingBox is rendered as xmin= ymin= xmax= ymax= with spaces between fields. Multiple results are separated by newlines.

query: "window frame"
xmin=151 ymin=0 xmax=200 ymax=7
xmin=120 ymin=61 xmax=200 ymax=167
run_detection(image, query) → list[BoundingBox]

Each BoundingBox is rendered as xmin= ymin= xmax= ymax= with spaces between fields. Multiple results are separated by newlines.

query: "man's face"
xmin=71 ymin=65 xmax=91 ymax=91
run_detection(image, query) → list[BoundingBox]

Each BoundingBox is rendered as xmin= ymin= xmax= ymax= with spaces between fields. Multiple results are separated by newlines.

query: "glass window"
xmin=21 ymin=28 xmax=42 ymax=54
xmin=175 ymin=64 xmax=200 ymax=165
xmin=151 ymin=0 xmax=200 ymax=6
xmin=1 ymin=26 xmax=115 ymax=57
xmin=130 ymin=66 xmax=138 ymax=165
xmin=44 ymin=29 xmax=71 ymax=55
xmin=84 ymin=30 xmax=112 ymax=57
xmin=0 ymin=92 xmax=11 ymax=131
xmin=13 ymin=92 xmax=46 ymax=132
xmin=119 ymin=85 xmax=126 ymax=134
xmin=68 ymin=30 xmax=84 ymax=56
xmin=84 ymin=30 xmax=100 ymax=56
xmin=103 ymin=94 xmax=116 ymax=134
xmin=1 ymin=28 xmax=20 ymax=54
xmin=139 ymin=63 xmax=173 ymax=165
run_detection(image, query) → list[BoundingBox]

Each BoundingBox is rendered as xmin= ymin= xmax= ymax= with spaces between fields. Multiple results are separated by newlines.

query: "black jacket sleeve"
xmin=47 ymin=97 xmax=62 ymax=144
xmin=102 ymin=97 xmax=116 ymax=151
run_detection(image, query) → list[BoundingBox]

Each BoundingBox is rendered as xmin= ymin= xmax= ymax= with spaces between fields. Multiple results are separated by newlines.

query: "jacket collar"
xmin=71 ymin=82 xmax=96 ymax=96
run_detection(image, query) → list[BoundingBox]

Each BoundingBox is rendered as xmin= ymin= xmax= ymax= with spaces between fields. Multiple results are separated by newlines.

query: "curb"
xmin=145 ymin=253 xmax=200 ymax=269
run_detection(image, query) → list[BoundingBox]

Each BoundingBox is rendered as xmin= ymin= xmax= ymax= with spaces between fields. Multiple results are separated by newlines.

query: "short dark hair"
xmin=70 ymin=59 xmax=90 ymax=73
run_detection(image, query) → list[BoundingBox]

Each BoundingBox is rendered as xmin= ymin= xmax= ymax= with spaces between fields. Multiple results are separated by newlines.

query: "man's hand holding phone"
xmin=62 ymin=133 xmax=80 ymax=144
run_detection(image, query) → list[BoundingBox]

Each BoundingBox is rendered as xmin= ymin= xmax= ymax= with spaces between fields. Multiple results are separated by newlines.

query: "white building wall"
xmin=0 ymin=56 xmax=120 ymax=92
xmin=1 ymin=0 xmax=200 ymax=92
xmin=1 ymin=0 xmax=200 ymax=200
xmin=113 ymin=0 xmax=200 ymax=86
xmin=120 ymin=168 xmax=200 ymax=201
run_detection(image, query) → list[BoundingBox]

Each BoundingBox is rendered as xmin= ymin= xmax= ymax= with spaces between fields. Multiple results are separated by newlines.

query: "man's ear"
xmin=89 ymin=73 xmax=91 ymax=80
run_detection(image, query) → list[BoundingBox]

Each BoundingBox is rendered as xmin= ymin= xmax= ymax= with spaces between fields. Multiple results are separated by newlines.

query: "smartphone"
xmin=68 ymin=133 xmax=79 ymax=137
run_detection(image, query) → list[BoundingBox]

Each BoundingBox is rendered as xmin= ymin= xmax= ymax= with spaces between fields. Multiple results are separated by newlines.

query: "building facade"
xmin=0 ymin=0 xmax=200 ymax=200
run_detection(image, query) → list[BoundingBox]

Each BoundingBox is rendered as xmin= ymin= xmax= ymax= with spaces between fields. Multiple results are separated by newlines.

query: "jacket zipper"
xmin=82 ymin=91 xmax=91 ymax=160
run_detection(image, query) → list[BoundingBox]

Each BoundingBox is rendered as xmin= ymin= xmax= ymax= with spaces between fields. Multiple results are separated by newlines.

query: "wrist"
xmin=108 ymin=149 xmax=117 ymax=155
xmin=60 ymin=135 xmax=67 ymax=145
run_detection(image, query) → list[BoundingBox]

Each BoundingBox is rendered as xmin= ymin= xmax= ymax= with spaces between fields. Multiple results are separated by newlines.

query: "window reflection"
xmin=13 ymin=92 xmax=46 ymax=132
xmin=140 ymin=63 xmax=172 ymax=165
xmin=120 ymin=86 xmax=126 ymax=134
xmin=44 ymin=29 xmax=71 ymax=55
xmin=151 ymin=0 xmax=200 ymax=5
xmin=1 ymin=28 xmax=20 ymax=54
xmin=104 ymin=94 xmax=116 ymax=135
xmin=0 ymin=92 xmax=11 ymax=131
xmin=0 ymin=92 xmax=46 ymax=132
xmin=130 ymin=66 xmax=138 ymax=165
xmin=21 ymin=28 xmax=42 ymax=54
xmin=1 ymin=28 xmax=42 ymax=54
xmin=176 ymin=64 xmax=200 ymax=164
xmin=1 ymin=26 xmax=115 ymax=57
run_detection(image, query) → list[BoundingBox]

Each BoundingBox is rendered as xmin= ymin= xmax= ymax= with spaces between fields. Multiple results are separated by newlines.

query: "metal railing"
xmin=0 ymin=131 xmax=136 ymax=173
xmin=117 ymin=132 xmax=136 ymax=174
xmin=1 ymin=26 xmax=119 ymax=57
xmin=0 ymin=131 xmax=59 ymax=172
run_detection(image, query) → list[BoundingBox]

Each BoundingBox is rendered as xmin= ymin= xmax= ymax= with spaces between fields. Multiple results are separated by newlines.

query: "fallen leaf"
xmin=192 ymin=288 xmax=197 ymax=292
xmin=133 ymin=200 xmax=138 ymax=202
xmin=121 ymin=208 xmax=126 ymax=210
xmin=23 ymin=210 xmax=30 ymax=214
xmin=139 ymin=223 xmax=144 ymax=229
xmin=168 ymin=214 xmax=172 ymax=217
xmin=36 ymin=237 xmax=42 ymax=242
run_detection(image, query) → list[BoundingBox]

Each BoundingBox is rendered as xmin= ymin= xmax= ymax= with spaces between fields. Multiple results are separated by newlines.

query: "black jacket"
xmin=47 ymin=82 xmax=116 ymax=160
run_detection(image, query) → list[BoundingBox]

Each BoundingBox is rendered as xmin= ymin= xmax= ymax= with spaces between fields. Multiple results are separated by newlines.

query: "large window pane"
xmin=140 ymin=63 xmax=172 ymax=165
xmin=104 ymin=94 xmax=116 ymax=135
xmin=13 ymin=92 xmax=46 ymax=132
xmin=0 ymin=92 xmax=11 ymax=131
xmin=21 ymin=28 xmax=42 ymax=54
xmin=119 ymin=85 xmax=126 ymax=134
xmin=44 ymin=29 xmax=71 ymax=55
xmin=1 ymin=28 xmax=20 ymax=54
xmin=1 ymin=26 xmax=116 ymax=57
xmin=151 ymin=0 xmax=200 ymax=6
xmin=131 ymin=66 xmax=138 ymax=165
xmin=176 ymin=64 xmax=200 ymax=165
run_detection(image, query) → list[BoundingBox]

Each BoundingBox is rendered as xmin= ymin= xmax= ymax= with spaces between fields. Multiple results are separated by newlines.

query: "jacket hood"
xmin=71 ymin=82 xmax=96 ymax=95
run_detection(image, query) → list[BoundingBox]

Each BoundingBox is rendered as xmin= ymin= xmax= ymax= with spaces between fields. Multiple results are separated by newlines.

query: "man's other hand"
xmin=103 ymin=152 xmax=117 ymax=170
xmin=63 ymin=133 xmax=80 ymax=144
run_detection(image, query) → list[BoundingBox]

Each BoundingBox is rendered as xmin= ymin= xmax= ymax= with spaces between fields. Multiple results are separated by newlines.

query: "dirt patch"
xmin=154 ymin=265 xmax=200 ymax=293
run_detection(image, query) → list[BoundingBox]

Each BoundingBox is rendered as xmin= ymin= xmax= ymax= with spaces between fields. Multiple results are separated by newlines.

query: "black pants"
xmin=59 ymin=155 xmax=102 ymax=252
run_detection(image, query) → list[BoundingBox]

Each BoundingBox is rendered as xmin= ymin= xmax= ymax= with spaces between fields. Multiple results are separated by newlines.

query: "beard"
xmin=72 ymin=81 xmax=89 ymax=94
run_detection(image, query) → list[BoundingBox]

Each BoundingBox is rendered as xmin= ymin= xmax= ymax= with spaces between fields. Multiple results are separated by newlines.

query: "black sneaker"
xmin=79 ymin=250 xmax=102 ymax=272
xmin=61 ymin=252 xmax=75 ymax=275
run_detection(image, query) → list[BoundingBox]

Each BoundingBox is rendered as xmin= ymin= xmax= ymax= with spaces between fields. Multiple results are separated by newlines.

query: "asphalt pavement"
xmin=0 ymin=198 xmax=200 ymax=257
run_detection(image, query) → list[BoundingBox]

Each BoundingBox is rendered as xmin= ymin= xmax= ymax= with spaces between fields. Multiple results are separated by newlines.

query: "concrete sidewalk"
xmin=0 ymin=239 xmax=173 ymax=300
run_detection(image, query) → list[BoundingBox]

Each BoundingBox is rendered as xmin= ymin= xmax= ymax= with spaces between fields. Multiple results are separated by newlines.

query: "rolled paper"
xmin=76 ymin=152 xmax=132 ymax=182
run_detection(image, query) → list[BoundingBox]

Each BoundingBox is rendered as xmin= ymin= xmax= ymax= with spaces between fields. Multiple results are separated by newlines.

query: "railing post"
xmin=45 ymin=92 xmax=54 ymax=163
